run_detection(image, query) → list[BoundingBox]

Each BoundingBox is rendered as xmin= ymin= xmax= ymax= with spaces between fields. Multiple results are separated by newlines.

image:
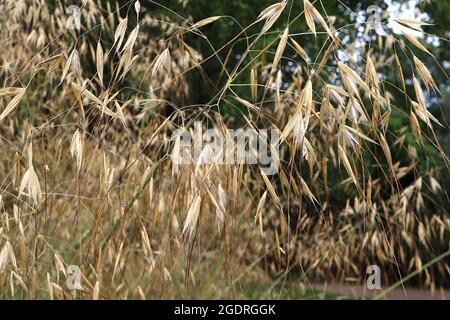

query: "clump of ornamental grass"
xmin=0 ymin=0 xmax=448 ymax=299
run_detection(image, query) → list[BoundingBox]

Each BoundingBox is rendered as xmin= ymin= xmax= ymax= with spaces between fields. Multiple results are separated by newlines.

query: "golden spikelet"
xmin=152 ymin=48 xmax=171 ymax=77
xmin=70 ymin=129 xmax=83 ymax=172
xmin=19 ymin=144 xmax=41 ymax=205
xmin=403 ymin=32 xmax=431 ymax=55
xmin=191 ymin=16 xmax=223 ymax=30
xmin=304 ymin=0 xmax=333 ymax=38
xmin=96 ymin=42 xmax=104 ymax=86
xmin=272 ymin=28 xmax=289 ymax=73
xmin=257 ymin=0 xmax=287 ymax=34
xmin=114 ymin=17 xmax=128 ymax=52
xmin=250 ymin=68 xmax=258 ymax=101
xmin=413 ymin=56 xmax=438 ymax=91
xmin=290 ymin=37 xmax=308 ymax=61
xmin=338 ymin=144 xmax=358 ymax=187
xmin=0 ymin=87 xmax=26 ymax=121
xmin=182 ymin=195 xmax=202 ymax=240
